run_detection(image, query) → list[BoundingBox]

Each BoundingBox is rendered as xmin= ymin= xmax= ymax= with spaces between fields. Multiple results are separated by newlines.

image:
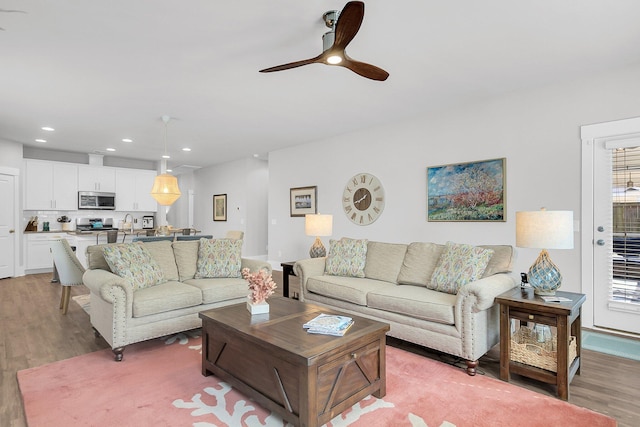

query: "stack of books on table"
xmin=303 ymin=314 xmax=354 ymax=337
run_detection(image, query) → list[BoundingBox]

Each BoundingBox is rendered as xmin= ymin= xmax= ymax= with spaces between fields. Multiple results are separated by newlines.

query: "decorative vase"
xmin=246 ymin=296 xmax=269 ymax=315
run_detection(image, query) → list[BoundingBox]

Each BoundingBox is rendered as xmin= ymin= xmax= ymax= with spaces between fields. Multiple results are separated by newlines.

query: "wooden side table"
xmin=280 ymin=261 xmax=296 ymax=299
xmin=495 ymin=287 xmax=586 ymax=400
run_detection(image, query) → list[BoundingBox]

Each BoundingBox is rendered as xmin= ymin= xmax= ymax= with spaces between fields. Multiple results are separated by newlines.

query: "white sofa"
xmin=294 ymin=239 xmax=517 ymax=375
xmin=83 ymin=239 xmax=271 ymax=361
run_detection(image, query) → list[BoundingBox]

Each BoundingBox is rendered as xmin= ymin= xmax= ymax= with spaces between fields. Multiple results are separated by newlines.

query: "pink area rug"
xmin=18 ymin=332 xmax=615 ymax=427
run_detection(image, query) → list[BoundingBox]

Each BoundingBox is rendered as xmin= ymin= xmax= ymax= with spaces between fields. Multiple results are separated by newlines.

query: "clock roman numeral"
xmin=373 ymin=206 xmax=380 ymax=213
xmin=359 ymin=215 xmax=364 ymax=224
xmin=351 ymin=212 xmax=356 ymax=221
xmin=344 ymin=205 xmax=352 ymax=213
xmin=352 ymin=177 xmax=358 ymax=186
xmin=373 ymin=186 xmax=381 ymax=192
xmin=375 ymin=197 xmax=383 ymax=202
xmin=368 ymin=213 xmax=373 ymax=221
xmin=360 ymin=175 xmax=367 ymax=183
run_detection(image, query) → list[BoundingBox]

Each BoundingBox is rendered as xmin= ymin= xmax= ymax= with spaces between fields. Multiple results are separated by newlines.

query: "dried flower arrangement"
xmin=242 ymin=268 xmax=277 ymax=304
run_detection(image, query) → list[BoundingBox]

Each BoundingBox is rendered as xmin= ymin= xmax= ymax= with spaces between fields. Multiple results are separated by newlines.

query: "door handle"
xmin=596 ymin=239 xmax=605 ymax=246
xmin=9 ymin=229 xmax=15 ymax=233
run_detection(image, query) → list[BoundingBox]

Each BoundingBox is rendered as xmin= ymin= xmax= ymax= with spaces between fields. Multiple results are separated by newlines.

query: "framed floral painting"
xmin=427 ymin=158 xmax=506 ymax=222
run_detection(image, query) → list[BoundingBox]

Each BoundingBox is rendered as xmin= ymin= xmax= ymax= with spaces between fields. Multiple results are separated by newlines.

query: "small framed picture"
xmin=290 ymin=186 xmax=317 ymax=217
xmin=213 ymin=194 xmax=227 ymax=221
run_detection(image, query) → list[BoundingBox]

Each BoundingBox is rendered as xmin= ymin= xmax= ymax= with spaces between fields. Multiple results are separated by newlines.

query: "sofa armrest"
xmin=293 ymin=258 xmax=326 ymax=301
xmin=457 ymin=273 xmax=517 ymax=312
xmin=241 ymin=258 xmax=272 ymax=275
xmin=83 ymin=269 xmax=134 ymax=305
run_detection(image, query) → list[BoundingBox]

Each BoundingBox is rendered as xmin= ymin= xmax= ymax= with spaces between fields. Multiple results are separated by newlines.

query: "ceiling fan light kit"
xmin=259 ymin=1 xmax=388 ymax=81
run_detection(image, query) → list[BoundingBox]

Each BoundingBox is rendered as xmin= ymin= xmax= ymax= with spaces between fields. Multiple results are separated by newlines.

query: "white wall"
xmin=268 ymin=63 xmax=640 ymax=292
xmin=0 ymin=140 xmax=24 ymax=168
xmin=193 ymin=157 xmax=268 ymax=257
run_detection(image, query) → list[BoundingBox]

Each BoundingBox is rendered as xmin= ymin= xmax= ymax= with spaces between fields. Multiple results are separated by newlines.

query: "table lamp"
xmin=516 ymin=209 xmax=574 ymax=295
xmin=305 ymin=214 xmax=333 ymax=258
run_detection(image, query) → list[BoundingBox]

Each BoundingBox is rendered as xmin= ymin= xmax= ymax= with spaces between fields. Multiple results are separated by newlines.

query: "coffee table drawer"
xmin=316 ymin=340 xmax=383 ymax=419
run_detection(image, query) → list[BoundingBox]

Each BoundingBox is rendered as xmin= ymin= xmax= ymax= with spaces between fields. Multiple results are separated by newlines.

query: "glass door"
xmin=583 ymin=118 xmax=640 ymax=335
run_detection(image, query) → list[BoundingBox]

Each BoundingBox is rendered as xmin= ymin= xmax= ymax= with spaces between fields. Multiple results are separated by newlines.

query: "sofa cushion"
xmin=183 ymin=278 xmax=248 ymax=304
xmin=143 ymin=240 xmax=179 ymax=281
xmin=102 ymin=242 xmax=166 ymax=290
xmin=325 ymin=238 xmax=368 ymax=278
xmin=479 ymin=245 xmax=514 ymax=277
xmin=172 ymin=240 xmax=199 ymax=281
xmin=195 ymin=238 xmax=243 ymax=279
xmin=397 ymin=242 xmax=445 ymax=286
xmin=364 ymin=241 xmax=408 ymax=284
xmin=428 ymin=241 xmax=494 ymax=294
xmin=367 ymin=285 xmax=456 ymax=325
xmin=132 ymin=281 xmax=202 ymax=317
xmin=307 ymin=276 xmax=391 ymax=306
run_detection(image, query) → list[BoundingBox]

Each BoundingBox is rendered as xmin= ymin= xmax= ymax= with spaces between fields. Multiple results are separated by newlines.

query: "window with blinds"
xmin=612 ymin=147 xmax=640 ymax=304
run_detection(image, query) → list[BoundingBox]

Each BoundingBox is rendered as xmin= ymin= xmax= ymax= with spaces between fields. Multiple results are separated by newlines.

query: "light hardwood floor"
xmin=1 ymin=272 xmax=639 ymax=426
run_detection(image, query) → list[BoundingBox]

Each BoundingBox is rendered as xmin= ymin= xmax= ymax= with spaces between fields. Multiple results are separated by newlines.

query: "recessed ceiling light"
xmin=162 ymin=154 xmax=171 ymax=159
xmin=122 ymin=138 xmax=133 ymax=143
xmin=253 ymin=154 xmax=259 ymax=158
xmin=166 ymin=169 xmax=173 ymax=172
xmin=41 ymin=126 xmax=55 ymax=132
xmin=35 ymin=139 xmax=47 ymax=143
xmin=182 ymin=147 xmax=191 ymax=152
xmin=106 ymin=148 xmax=116 ymax=152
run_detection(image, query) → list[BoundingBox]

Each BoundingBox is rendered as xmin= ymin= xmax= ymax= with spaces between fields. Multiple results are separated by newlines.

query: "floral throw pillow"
xmin=102 ymin=242 xmax=166 ymax=290
xmin=428 ymin=241 xmax=494 ymax=294
xmin=325 ymin=238 xmax=368 ymax=278
xmin=195 ymin=238 xmax=243 ymax=279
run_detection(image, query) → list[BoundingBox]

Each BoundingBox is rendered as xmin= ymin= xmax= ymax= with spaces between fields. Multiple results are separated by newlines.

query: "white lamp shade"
xmin=516 ymin=210 xmax=574 ymax=249
xmin=150 ymin=173 xmax=181 ymax=206
xmin=305 ymin=214 xmax=333 ymax=237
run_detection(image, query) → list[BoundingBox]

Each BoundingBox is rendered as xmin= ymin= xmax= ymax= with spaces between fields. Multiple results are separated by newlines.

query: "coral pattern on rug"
xmin=18 ymin=332 xmax=616 ymax=427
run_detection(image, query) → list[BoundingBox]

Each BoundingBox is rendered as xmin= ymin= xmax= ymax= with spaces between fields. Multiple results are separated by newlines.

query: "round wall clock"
xmin=342 ymin=172 xmax=385 ymax=225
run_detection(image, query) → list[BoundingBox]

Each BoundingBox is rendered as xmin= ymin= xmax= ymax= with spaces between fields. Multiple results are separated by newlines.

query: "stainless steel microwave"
xmin=78 ymin=191 xmax=116 ymax=210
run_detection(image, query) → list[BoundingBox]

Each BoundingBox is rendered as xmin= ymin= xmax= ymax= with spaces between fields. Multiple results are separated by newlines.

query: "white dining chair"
xmin=50 ymin=239 xmax=86 ymax=315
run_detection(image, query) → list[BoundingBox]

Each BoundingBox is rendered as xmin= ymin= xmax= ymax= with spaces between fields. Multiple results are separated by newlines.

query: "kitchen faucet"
xmin=123 ymin=213 xmax=134 ymax=233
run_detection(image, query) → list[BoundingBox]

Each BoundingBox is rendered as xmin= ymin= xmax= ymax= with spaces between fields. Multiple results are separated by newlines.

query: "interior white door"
xmin=0 ymin=174 xmax=15 ymax=279
xmin=584 ymin=119 xmax=640 ymax=335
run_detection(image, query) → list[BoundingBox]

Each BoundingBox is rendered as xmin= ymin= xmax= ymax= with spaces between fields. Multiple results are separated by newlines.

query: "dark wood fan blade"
xmin=341 ymin=57 xmax=389 ymax=81
xmin=333 ymin=1 xmax=364 ymax=51
xmin=259 ymin=54 xmax=323 ymax=73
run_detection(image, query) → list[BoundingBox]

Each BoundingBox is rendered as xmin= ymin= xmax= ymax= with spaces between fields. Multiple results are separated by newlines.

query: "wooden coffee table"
xmin=199 ymin=297 xmax=390 ymax=427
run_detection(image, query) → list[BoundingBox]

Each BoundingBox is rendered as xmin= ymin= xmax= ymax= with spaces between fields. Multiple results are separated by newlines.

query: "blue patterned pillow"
xmin=102 ymin=242 xmax=166 ymax=290
xmin=325 ymin=238 xmax=368 ymax=278
xmin=428 ymin=241 xmax=494 ymax=294
xmin=195 ymin=238 xmax=243 ymax=278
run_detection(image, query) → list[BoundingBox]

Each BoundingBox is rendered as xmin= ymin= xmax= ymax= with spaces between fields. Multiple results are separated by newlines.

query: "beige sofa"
xmin=294 ymin=240 xmax=517 ymax=375
xmin=83 ymin=239 xmax=271 ymax=361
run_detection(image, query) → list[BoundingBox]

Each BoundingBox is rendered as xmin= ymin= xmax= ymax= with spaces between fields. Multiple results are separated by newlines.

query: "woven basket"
xmin=510 ymin=327 xmax=577 ymax=372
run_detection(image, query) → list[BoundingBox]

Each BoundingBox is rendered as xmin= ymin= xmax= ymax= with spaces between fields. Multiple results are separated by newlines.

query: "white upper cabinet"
xmin=78 ymin=165 xmax=116 ymax=192
xmin=24 ymin=160 xmax=78 ymax=210
xmin=115 ymin=168 xmax=158 ymax=212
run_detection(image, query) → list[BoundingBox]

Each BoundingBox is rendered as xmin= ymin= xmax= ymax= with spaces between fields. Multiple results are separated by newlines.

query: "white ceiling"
xmin=2 ymin=0 xmax=640 ymax=171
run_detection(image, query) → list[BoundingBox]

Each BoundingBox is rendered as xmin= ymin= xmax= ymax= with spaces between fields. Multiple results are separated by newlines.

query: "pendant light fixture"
xmin=150 ymin=115 xmax=182 ymax=206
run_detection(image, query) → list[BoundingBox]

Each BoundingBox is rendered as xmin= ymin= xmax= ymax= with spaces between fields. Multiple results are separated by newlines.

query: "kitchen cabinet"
xmin=25 ymin=233 xmax=76 ymax=271
xmin=24 ymin=160 xmax=78 ymax=210
xmin=115 ymin=168 xmax=158 ymax=212
xmin=78 ymin=165 xmax=116 ymax=192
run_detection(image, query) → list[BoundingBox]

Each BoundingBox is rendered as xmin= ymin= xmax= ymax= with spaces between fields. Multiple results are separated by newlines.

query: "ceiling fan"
xmin=259 ymin=1 xmax=389 ymax=81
